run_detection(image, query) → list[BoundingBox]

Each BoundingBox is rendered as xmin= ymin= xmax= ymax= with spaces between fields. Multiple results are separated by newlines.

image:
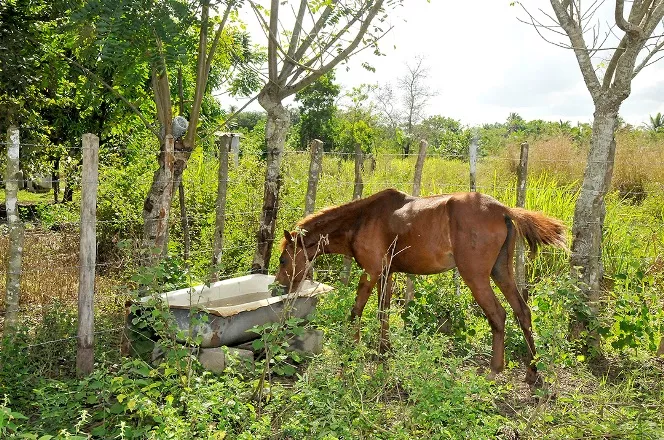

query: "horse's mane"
xmin=279 ymin=188 xmax=405 ymax=251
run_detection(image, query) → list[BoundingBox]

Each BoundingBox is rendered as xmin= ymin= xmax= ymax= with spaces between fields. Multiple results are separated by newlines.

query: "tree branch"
xmin=185 ymin=0 xmax=210 ymax=148
xmin=278 ymin=2 xmax=336 ymax=82
xmin=267 ymin=0 xmax=280 ymax=84
xmin=615 ymin=0 xmax=645 ymax=37
xmin=287 ymin=3 xmax=374 ymax=86
xmin=204 ymin=2 xmax=234 ymax=79
xmin=633 ymin=34 xmax=664 ymax=76
xmin=549 ymin=0 xmax=602 ymax=99
xmin=222 ymin=93 xmax=260 ymax=129
xmin=62 ymin=53 xmax=158 ymax=138
xmin=281 ymin=0 xmax=386 ymax=98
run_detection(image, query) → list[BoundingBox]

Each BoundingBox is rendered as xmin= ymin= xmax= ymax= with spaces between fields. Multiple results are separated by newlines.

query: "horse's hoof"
xmin=378 ymin=343 xmax=392 ymax=355
xmin=525 ymin=368 xmax=542 ymax=387
xmin=486 ymin=371 xmax=497 ymax=382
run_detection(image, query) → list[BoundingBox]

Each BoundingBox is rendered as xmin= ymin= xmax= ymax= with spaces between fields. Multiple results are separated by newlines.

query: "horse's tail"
xmin=507 ymin=208 xmax=568 ymax=257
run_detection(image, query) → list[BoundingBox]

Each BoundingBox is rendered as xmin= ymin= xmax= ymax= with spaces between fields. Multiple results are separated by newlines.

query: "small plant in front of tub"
xmin=124 ymin=254 xmax=204 ymax=377
xmin=250 ymin=229 xmax=321 ymax=405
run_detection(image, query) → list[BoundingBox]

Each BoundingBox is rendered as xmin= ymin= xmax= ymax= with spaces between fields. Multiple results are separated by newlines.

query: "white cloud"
xmin=226 ymin=0 xmax=664 ymax=127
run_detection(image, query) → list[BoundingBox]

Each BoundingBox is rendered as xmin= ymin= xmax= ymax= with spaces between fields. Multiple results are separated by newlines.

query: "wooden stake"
xmin=304 ymin=139 xmax=324 ymax=217
xmin=341 ymin=144 xmax=364 ymax=284
xmin=405 ymin=139 xmax=428 ymax=304
xmin=3 ymin=126 xmax=24 ymax=335
xmin=77 ymin=133 xmax=99 ymax=377
xmin=212 ymin=134 xmax=232 ymax=282
xmin=515 ymin=142 xmax=529 ymax=301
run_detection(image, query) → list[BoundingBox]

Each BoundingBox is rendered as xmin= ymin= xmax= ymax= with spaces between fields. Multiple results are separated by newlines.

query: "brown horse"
xmin=276 ymin=188 xmax=566 ymax=384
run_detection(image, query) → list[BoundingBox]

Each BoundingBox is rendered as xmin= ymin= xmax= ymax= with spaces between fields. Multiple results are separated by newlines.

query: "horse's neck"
xmin=302 ymin=205 xmax=359 ymax=258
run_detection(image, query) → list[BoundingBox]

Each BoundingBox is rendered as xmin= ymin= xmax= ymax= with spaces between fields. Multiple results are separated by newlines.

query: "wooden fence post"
xmin=341 ymin=144 xmax=364 ymax=284
xmin=77 ymin=133 xmax=99 ymax=377
xmin=454 ymin=134 xmax=479 ymax=296
xmin=4 ymin=126 xmax=24 ymax=335
xmin=230 ymin=134 xmax=240 ymax=167
xmin=405 ymin=139 xmax=428 ymax=304
xmin=469 ymin=134 xmax=478 ymax=192
xmin=515 ymin=142 xmax=529 ymax=301
xmin=212 ymin=133 xmax=231 ymax=282
xmin=304 ymin=139 xmax=324 ymax=217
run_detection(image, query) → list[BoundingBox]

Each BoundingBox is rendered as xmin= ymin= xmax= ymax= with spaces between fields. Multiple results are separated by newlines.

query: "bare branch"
xmin=222 ymin=93 xmax=260 ymax=129
xmin=284 ymin=0 xmax=308 ymax=64
xmin=633 ymin=36 xmax=664 ymax=75
xmin=281 ymin=0 xmax=386 ymax=98
xmin=549 ymin=0 xmax=602 ymax=99
xmin=287 ymin=3 xmax=373 ymax=83
xmin=278 ymin=2 xmax=336 ymax=82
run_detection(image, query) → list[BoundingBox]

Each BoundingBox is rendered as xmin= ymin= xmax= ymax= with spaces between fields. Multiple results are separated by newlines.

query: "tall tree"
xmin=374 ymin=83 xmax=403 ymax=152
xmin=295 ymin=71 xmax=340 ymax=150
xmin=647 ymin=112 xmax=664 ymax=132
xmin=249 ymin=0 xmax=403 ymax=273
xmin=71 ymin=0 xmax=259 ymax=259
xmin=521 ymin=0 xmax=664 ymax=344
xmin=397 ymin=56 xmax=435 ymax=156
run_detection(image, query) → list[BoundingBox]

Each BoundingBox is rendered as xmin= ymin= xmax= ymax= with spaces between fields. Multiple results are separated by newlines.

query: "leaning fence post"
xmin=515 ymin=141 xmax=529 ymax=301
xmin=3 ymin=126 xmax=24 ymax=335
xmin=212 ymin=133 xmax=231 ymax=282
xmin=304 ymin=139 xmax=324 ymax=217
xmin=77 ymin=133 xmax=99 ymax=377
xmin=405 ymin=139 xmax=428 ymax=304
xmin=341 ymin=144 xmax=364 ymax=284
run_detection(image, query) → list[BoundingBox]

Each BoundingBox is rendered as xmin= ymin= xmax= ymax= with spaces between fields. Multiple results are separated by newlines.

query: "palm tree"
xmin=506 ymin=112 xmax=525 ymax=134
xmin=647 ymin=112 xmax=664 ymax=132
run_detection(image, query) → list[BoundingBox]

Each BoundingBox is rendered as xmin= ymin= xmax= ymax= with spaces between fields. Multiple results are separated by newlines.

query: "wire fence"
xmin=1 ymin=129 xmax=663 ymax=371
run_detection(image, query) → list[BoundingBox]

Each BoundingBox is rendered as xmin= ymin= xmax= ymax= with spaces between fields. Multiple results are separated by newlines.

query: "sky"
xmin=227 ymin=0 xmax=664 ymax=127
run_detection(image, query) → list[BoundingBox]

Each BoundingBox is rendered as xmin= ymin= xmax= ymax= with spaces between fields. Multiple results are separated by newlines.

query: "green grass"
xmin=0 ymin=189 xmax=55 ymax=204
xmin=1 ymin=134 xmax=664 ymax=439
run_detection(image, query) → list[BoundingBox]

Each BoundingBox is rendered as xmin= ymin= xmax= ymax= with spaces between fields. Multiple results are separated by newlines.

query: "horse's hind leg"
xmin=491 ymin=224 xmax=539 ymax=384
xmin=456 ymin=265 xmax=507 ymax=379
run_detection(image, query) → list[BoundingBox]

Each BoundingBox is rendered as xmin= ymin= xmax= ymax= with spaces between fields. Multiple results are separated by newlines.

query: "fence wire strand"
xmin=2 ymin=134 xmax=663 ymax=354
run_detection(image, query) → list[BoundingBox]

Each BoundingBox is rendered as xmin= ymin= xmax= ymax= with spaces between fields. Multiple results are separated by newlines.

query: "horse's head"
xmin=275 ymin=230 xmax=309 ymax=292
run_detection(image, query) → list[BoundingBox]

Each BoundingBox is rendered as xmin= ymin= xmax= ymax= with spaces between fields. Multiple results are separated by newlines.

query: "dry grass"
xmin=0 ymin=227 xmax=125 ymax=333
xmin=496 ymin=131 xmax=664 ymax=194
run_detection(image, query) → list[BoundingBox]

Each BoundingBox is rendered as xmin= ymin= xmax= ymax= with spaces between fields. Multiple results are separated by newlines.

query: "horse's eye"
xmin=279 ymin=256 xmax=286 ymax=265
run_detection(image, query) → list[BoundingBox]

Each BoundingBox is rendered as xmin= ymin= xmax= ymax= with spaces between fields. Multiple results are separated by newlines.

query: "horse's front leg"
xmin=350 ymin=271 xmax=379 ymax=343
xmin=378 ymin=272 xmax=393 ymax=354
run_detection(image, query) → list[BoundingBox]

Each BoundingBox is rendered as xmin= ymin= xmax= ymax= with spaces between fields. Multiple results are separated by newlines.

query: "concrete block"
xmin=199 ymin=347 xmax=254 ymax=374
xmin=286 ymin=329 xmax=324 ymax=355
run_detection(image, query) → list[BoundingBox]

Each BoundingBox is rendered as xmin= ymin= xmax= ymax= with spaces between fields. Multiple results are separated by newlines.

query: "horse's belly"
xmin=393 ymin=250 xmax=455 ymax=275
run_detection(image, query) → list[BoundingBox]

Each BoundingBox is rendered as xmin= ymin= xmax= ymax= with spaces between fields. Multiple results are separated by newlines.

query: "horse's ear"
xmin=284 ymin=230 xmax=291 ymax=242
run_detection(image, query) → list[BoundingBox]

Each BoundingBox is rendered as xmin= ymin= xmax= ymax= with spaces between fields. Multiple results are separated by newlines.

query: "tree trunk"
xmin=251 ymin=90 xmax=290 ymax=273
xmin=62 ymin=175 xmax=74 ymax=203
xmin=569 ymin=103 xmax=619 ymax=344
xmin=142 ymin=135 xmax=175 ymax=263
xmin=178 ymin=181 xmax=190 ymax=262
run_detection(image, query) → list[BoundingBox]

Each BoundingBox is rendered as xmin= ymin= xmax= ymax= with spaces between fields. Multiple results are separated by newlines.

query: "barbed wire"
xmin=3 ymin=134 xmax=664 ymax=355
